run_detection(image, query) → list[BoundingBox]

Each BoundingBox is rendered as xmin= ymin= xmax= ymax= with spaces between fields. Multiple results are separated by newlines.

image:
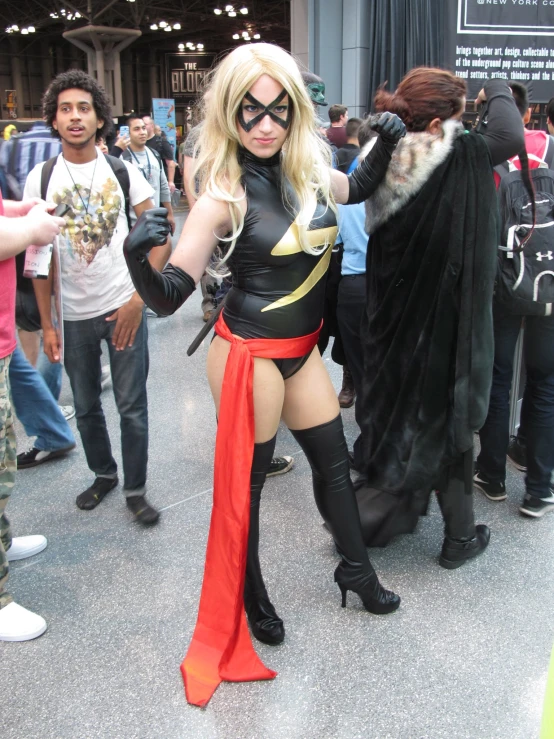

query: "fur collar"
xmin=363 ymin=119 xmax=464 ymax=234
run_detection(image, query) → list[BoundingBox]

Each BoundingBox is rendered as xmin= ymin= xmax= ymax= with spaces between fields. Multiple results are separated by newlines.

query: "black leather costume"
xmin=123 ymin=115 xmax=406 ymax=638
xmin=223 ymin=149 xmax=338 ymax=376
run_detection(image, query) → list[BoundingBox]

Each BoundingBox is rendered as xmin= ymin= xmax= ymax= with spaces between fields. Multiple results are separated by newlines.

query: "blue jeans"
xmin=477 ymin=310 xmax=554 ymax=499
xmin=9 ymin=346 xmax=75 ymax=451
xmin=37 ymin=345 xmax=62 ymax=400
xmin=63 ymin=309 xmax=149 ymax=495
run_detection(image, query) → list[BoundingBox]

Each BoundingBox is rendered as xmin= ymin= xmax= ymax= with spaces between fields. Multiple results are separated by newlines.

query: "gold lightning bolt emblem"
xmin=261 ymin=221 xmax=338 ymax=312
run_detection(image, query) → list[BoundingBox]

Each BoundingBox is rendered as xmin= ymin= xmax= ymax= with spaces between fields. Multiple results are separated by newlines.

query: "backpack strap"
xmin=494 ymin=160 xmax=511 ymax=180
xmin=103 ymin=153 xmax=132 ymax=230
xmin=146 ymin=145 xmax=164 ymax=191
xmin=40 ymin=156 xmax=58 ymax=200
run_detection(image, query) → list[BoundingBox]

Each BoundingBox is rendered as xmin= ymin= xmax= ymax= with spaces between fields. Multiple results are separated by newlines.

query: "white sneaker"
xmin=0 ymin=602 xmax=47 ymax=641
xmin=7 ymin=535 xmax=47 ymax=561
xmin=59 ymin=405 xmax=75 ymax=421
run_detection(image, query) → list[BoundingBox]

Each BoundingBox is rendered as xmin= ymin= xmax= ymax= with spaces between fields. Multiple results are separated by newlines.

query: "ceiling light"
xmin=75 ymin=11 xmax=81 ymax=16
xmin=150 ymin=24 xmax=157 ymax=30
xmin=197 ymin=43 xmax=204 ymax=49
xmin=186 ymin=42 xmax=194 ymax=47
xmin=232 ymin=33 xmax=239 ymax=39
xmin=214 ymin=8 xmax=222 ymax=14
xmin=228 ymin=11 xmax=236 ymax=16
xmin=225 ymin=4 xmax=233 ymax=10
xmin=164 ymin=26 xmax=172 ymax=32
xmin=178 ymin=43 xmax=184 ymax=50
xmin=159 ymin=20 xmax=167 ymax=27
xmin=253 ymin=33 xmax=260 ymax=39
xmin=173 ymin=23 xmax=181 ymax=29
xmin=240 ymin=7 xmax=248 ymax=13
xmin=21 ymin=28 xmax=29 ymax=34
xmin=28 ymin=26 xmax=36 ymax=32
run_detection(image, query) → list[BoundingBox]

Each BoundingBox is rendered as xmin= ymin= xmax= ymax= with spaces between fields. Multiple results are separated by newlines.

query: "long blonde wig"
xmin=191 ymin=43 xmax=335 ymax=272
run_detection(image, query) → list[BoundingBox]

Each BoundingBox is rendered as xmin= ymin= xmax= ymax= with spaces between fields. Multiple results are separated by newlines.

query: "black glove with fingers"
xmin=346 ymin=112 xmax=405 ymax=205
xmin=369 ymin=111 xmax=406 ymax=146
xmin=123 ymin=208 xmax=171 ymax=261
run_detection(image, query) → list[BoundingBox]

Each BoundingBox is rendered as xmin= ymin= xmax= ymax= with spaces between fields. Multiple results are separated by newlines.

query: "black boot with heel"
xmin=291 ymin=416 xmax=400 ymax=615
xmin=244 ymin=435 xmax=285 ymax=645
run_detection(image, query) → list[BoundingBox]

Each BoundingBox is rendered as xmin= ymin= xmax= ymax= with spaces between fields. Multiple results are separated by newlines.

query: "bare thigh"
xmin=206 ymin=335 xmax=285 ymax=443
xmin=281 ymin=348 xmax=340 ymax=431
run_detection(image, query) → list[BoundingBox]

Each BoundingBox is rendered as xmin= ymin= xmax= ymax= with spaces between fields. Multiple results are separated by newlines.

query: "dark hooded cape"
xmin=356 ymin=131 xmax=499 ymax=546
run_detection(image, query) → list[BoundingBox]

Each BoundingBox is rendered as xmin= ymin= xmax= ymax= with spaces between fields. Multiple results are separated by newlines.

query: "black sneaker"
xmin=473 ymin=469 xmax=507 ymax=501
xmin=266 ymin=456 xmax=294 ymax=478
xmin=507 ymin=436 xmax=527 ymax=472
xmin=519 ymin=492 xmax=554 ymax=518
xmin=17 ymin=444 xmax=76 ymax=469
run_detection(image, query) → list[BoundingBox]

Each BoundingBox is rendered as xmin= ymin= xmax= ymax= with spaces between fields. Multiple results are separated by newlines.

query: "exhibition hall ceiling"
xmin=1 ymin=0 xmax=291 ymax=51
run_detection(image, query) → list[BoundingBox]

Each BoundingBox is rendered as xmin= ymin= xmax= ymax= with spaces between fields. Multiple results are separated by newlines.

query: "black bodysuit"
xmin=223 ymin=149 xmax=338 ymax=376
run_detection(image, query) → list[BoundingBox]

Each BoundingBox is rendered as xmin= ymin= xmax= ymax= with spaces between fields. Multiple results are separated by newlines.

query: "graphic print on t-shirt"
xmin=52 ymin=177 xmax=121 ymax=265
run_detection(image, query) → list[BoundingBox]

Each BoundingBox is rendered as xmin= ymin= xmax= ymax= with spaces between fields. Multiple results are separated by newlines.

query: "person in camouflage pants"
xmin=0 ymin=354 xmax=16 ymax=608
xmin=0 ymin=193 xmax=65 ymax=640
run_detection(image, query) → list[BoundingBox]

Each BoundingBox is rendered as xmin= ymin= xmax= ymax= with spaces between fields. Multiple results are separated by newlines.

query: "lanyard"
xmin=130 ymin=147 xmax=151 ymax=183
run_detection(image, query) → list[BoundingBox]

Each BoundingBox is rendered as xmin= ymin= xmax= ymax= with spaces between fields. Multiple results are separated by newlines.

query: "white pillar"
xmin=342 ymin=0 xmax=371 ymax=118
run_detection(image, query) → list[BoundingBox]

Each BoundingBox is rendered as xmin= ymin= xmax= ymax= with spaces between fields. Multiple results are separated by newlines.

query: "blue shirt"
xmin=338 ymin=202 xmax=368 ymax=275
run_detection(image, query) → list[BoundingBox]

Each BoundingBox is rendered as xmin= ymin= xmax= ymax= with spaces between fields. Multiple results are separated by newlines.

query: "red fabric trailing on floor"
xmin=180 ymin=314 xmax=321 ymax=707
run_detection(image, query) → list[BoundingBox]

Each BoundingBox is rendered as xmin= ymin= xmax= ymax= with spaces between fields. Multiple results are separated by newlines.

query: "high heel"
xmin=334 ymin=566 xmax=400 ymax=615
xmin=244 ymin=592 xmax=285 ymax=645
xmin=290 ymin=417 xmax=402 ymax=618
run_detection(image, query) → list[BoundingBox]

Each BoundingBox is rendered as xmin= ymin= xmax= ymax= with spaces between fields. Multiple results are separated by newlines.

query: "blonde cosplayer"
xmin=192 ymin=43 xmax=336 ymax=273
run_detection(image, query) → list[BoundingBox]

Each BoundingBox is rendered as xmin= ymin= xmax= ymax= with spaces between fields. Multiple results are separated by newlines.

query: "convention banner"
xmin=152 ymin=98 xmax=177 ymax=154
xmin=165 ymin=52 xmax=217 ymax=106
xmin=445 ymin=0 xmax=554 ymax=101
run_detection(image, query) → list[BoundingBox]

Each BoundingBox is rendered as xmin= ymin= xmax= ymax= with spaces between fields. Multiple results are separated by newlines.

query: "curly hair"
xmin=42 ymin=69 xmax=114 ymax=141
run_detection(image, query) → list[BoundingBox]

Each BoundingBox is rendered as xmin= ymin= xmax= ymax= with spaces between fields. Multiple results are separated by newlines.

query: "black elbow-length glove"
xmin=346 ymin=112 xmax=406 ymax=204
xmin=123 ymin=208 xmax=195 ymax=316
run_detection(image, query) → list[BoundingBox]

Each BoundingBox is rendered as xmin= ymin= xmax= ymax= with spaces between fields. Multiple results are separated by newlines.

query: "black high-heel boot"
xmin=291 ymin=416 xmax=400 ymax=615
xmin=244 ymin=436 xmax=285 ymax=645
xmin=436 ymin=449 xmax=490 ymax=570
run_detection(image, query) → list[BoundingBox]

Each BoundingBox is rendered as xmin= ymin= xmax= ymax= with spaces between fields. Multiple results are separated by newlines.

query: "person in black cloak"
xmin=353 ymin=68 xmax=525 ymax=568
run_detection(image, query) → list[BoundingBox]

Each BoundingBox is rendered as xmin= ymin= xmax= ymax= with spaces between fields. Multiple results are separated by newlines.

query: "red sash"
xmin=180 ymin=314 xmax=321 ymax=707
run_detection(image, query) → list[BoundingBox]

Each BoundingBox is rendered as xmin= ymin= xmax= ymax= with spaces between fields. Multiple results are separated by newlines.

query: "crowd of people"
xmin=0 ymin=41 xmax=552 ymax=711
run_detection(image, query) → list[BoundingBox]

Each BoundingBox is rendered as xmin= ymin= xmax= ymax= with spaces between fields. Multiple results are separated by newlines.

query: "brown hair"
xmin=374 ymin=67 xmax=467 ymax=132
xmin=329 ymin=104 xmax=348 ymax=123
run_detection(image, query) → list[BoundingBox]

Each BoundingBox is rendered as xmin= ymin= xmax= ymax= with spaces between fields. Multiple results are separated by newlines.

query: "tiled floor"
xmin=3 ymin=213 xmax=553 ymax=739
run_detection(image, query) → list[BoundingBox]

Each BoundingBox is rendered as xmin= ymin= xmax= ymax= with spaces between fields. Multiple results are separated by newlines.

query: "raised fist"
xmin=123 ymin=208 xmax=171 ymax=260
xmin=370 ymin=112 xmax=406 ymax=145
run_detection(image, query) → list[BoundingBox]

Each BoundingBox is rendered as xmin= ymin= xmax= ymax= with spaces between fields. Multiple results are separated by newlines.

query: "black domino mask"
xmin=237 ymin=89 xmax=291 ymax=132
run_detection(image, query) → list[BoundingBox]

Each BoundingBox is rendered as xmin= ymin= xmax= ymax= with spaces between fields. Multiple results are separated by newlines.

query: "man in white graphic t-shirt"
xmin=25 ymin=70 xmax=171 ymax=525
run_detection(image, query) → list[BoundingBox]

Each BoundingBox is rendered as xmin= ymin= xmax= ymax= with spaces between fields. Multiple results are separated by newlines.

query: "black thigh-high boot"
xmin=436 ymin=448 xmax=490 ymax=569
xmin=290 ymin=415 xmax=400 ymax=615
xmin=244 ymin=435 xmax=285 ymax=645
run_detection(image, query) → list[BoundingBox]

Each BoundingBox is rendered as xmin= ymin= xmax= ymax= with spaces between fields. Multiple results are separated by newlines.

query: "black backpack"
xmin=495 ymin=138 xmax=554 ymax=316
xmin=15 ymin=153 xmax=132 ymax=332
